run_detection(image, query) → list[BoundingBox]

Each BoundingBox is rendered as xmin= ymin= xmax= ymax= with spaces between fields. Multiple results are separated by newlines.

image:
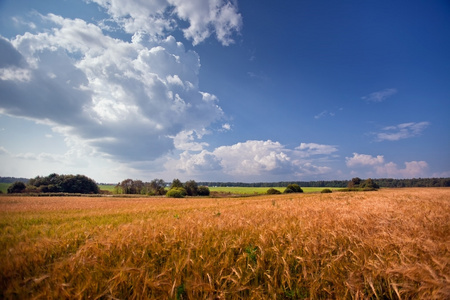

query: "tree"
xmin=61 ymin=175 xmax=99 ymax=194
xmin=170 ymin=179 xmax=183 ymax=189
xmin=184 ymin=180 xmax=199 ymax=196
xmin=361 ymin=178 xmax=379 ymax=190
xmin=119 ymin=179 xmax=135 ymax=194
xmin=361 ymin=178 xmax=380 ymax=189
xmin=148 ymin=179 xmax=166 ymax=195
xmin=348 ymin=177 xmax=362 ymax=188
xmin=7 ymin=181 xmax=26 ymax=193
xmin=133 ymin=180 xmax=145 ymax=194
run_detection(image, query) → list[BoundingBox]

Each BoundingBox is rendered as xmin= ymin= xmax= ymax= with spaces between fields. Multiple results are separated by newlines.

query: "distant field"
xmin=209 ymin=186 xmax=341 ymax=194
xmin=98 ymin=184 xmax=116 ymax=192
xmin=0 ymin=183 xmax=9 ymax=194
xmin=98 ymin=185 xmax=342 ymax=195
xmin=0 ymin=188 xmax=448 ymax=299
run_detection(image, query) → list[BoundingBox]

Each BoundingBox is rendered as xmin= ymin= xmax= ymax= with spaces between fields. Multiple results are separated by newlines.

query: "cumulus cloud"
xmin=0 ymin=7 xmax=231 ymax=163
xmin=173 ymin=130 xmax=209 ymax=151
xmin=346 ymin=153 xmax=428 ymax=178
xmin=167 ymin=140 xmax=338 ymax=181
xmin=374 ymin=121 xmax=430 ymax=141
xmin=346 ymin=153 xmax=385 ymax=167
xmin=375 ymin=161 xmax=428 ymax=178
xmin=361 ymin=88 xmax=397 ymax=102
xmin=89 ymin=0 xmax=242 ymax=46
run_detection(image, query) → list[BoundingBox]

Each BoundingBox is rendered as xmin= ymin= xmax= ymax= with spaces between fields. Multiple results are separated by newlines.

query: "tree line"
xmin=3 ymin=176 xmax=449 ymax=195
xmin=198 ymin=178 xmax=450 ymax=188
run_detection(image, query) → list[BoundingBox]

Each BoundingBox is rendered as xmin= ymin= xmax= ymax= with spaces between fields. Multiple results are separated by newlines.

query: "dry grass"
xmin=0 ymin=188 xmax=449 ymax=299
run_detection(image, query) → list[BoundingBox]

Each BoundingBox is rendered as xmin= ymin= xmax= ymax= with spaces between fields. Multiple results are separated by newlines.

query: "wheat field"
xmin=0 ymin=188 xmax=449 ymax=299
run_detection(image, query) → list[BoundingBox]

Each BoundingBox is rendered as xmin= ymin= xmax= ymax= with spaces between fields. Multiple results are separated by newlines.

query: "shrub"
xmin=197 ymin=186 xmax=210 ymax=196
xmin=321 ymin=188 xmax=332 ymax=193
xmin=267 ymin=188 xmax=281 ymax=195
xmin=7 ymin=181 xmax=26 ymax=194
xmin=284 ymin=188 xmax=294 ymax=194
xmin=284 ymin=184 xmax=303 ymax=193
xmin=166 ymin=187 xmax=187 ymax=198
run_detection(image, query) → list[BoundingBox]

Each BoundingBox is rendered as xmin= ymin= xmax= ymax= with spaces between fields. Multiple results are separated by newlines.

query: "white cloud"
xmin=314 ymin=110 xmax=334 ymax=119
xmin=168 ymin=140 xmax=337 ymax=181
xmin=346 ymin=153 xmax=384 ymax=167
xmin=213 ymin=140 xmax=291 ymax=176
xmin=346 ymin=152 xmax=429 ymax=178
xmin=362 ymin=88 xmax=397 ymax=102
xmin=0 ymin=14 xmax=225 ymax=163
xmin=169 ymin=0 xmax=242 ymax=45
xmin=375 ymin=121 xmax=430 ymax=141
xmin=375 ymin=161 xmax=428 ymax=178
xmin=296 ymin=143 xmax=338 ymax=156
xmin=87 ymin=0 xmax=174 ymax=37
xmin=89 ymin=0 xmax=242 ymax=46
xmin=0 ymin=67 xmax=31 ymax=82
xmin=221 ymin=123 xmax=231 ymax=131
xmin=173 ymin=130 xmax=209 ymax=151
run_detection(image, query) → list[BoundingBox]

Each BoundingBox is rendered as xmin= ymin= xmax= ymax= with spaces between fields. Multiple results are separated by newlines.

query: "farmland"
xmin=96 ymin=185 xmax=342 ymax=195
xmin=0 ymin=183 xmax=10 ymax=194
xmin=0 ymin=188 xmax=449 ymax=299
xmin=208 ymin=186 xmax=342 ymax=195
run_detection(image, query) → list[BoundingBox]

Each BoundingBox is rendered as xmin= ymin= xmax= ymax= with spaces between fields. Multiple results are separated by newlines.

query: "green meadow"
xmin=98 ymin=184 xmax=116 ymax=192
xmin=3 ymin=183 xmax=336 ymax=195
xmin=208 ymin=186 xmax=341 ymax=194
xmin=0 ymin=183 xmax=9 ymax=194
xmin=96 ymin=185 xmax=343 ymax=195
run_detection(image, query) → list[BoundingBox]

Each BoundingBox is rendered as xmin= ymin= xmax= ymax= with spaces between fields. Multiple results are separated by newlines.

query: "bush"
xmin=7 ymin=181 xmax=26 ymax=193
xmin=197 ymin=186 xmax=210 ymax=196
xmin=166 ymin=187 xmax=187 ymax=198
xmin=267 ymin=188 xmax=281 ymax=195
xmin=284 ymin=184 xmax=303 ymax=194
xmin=321 ymin=188 xmax=332 ymax=193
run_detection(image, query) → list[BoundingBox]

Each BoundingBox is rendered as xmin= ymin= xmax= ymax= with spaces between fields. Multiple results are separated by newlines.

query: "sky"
xmin=0 ymin=0 xmax=449 ymax=183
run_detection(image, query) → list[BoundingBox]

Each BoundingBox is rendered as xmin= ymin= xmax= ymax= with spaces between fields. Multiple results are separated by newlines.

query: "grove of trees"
xmin=9 ymin=173 xmax=100 ymax=194
xmin=347 ymin=177 xmax=379 ymax=191
xmin=114 ymin=178 xmax=210 ymax=198
xmin=7 ymin=181 xmax=26 ymax=194
xmin=114 ymin=178 xmax=166 ymax=195
xmin=166 ymin=179 xmax=210 ymax=198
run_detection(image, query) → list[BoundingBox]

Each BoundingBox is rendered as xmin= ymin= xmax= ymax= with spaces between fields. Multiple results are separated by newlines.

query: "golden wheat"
xmin=0 ymin=188 xmax=449 ymax=299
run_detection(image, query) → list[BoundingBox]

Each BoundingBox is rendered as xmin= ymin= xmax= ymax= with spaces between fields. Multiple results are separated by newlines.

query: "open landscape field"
xmin=0 ymin=188 xmax=449 ymax=299
xmin=208 ymin=187 xmax=341 ymax=195
xmin=0 ymin=183 xmax=9 ymax=194
xmin=95 ymin=185 xmax=342 ymax=195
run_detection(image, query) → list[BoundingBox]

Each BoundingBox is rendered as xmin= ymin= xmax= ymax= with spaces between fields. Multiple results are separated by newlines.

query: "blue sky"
xmin=0 ymin=0 xmax=449 ymax=183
